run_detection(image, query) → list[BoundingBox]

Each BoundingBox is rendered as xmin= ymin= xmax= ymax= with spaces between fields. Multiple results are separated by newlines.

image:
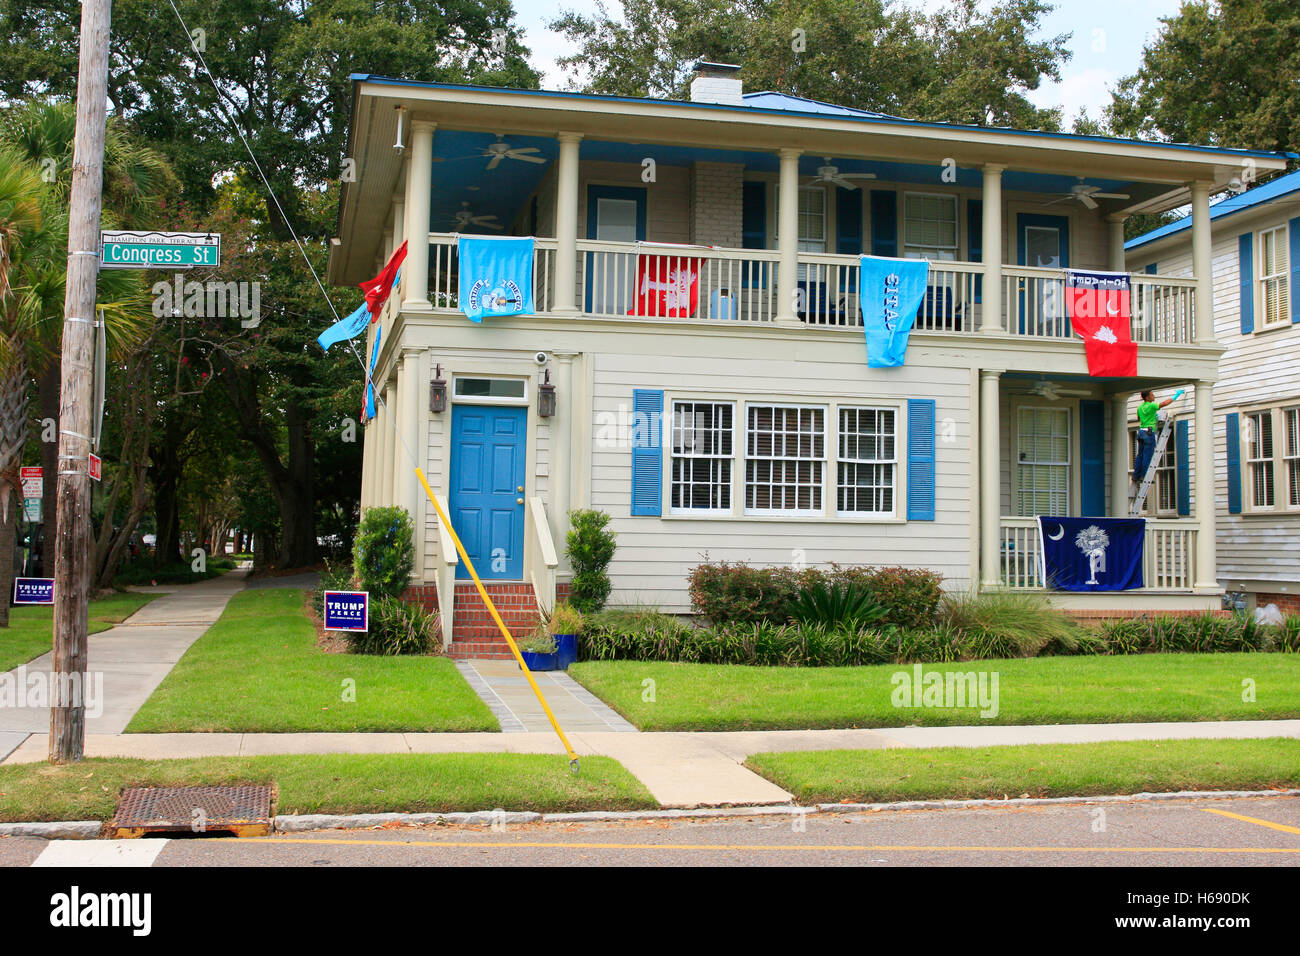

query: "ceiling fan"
xmin=452 ymin=202 xmax=502 ymax=230
xmin=1025 ymin=380 xmax=1093 ymax=401
xmin=1045 ymin=177 xmax=1131 ymax=210
xmin=481 ymin=134 xmax=546 ymax=169
xmin=802 ymin=157 xmax=877 ymax=190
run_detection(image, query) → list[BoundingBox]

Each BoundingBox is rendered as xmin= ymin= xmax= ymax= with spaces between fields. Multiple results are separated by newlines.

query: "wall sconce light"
xmin=538 ymin=368 xmax=556 ymax=418
xmin=429 ymin=364 xmax=447 ymax=413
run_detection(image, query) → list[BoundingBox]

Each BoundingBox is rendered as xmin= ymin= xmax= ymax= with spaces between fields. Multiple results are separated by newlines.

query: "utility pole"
xmin=50 ymin=0 xmax=112 ymax=763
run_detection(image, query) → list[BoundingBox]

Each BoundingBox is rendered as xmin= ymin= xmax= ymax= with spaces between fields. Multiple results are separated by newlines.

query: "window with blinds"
xmin=1130 ymin=426 xmax=1177 ymax=515
xmin=903 ymin=192 xmax=958 ymax=261
xmin=1287 ymin=408 xmax=1300 ymax=508
xmin=837 ymin=407 xmax=896 ymax=514
xmin=1259 ymin=225 xmax=1290 ymax=327
xmin=670 ymin=401 xmax=733 ymax=512
xmin=1247 ymin=410 xmax=1275 ymax=508
xmin=1017 ymin=407 xmax=1070 ymax=516
xmin=744 ymin=405 xmax=825 ymax=514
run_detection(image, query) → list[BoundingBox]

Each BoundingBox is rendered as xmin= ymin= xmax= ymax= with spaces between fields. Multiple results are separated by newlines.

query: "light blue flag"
xmin=364 ymin=325 xmax=382 ymax=421
xmin=457 ymin=236 xmax=535 ymax=322
xmin=859 ymin=255 xmax=929 ymax=368
xmin=316 ymin=301 xmax=370 ymax=352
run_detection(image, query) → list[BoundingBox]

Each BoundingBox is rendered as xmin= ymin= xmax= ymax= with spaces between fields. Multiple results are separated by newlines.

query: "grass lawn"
xmin=127 ymin=589 xmax=498 ymax=733
xmin=746 ymin=738 xmax=1300 ymax=804
xmin=0 ymin=753 xmax=656 ymax=822
xmin=0 ymin=592 xmax=160 ymax=672
xmin=568 ymin=655 xmax=1300 ymax=731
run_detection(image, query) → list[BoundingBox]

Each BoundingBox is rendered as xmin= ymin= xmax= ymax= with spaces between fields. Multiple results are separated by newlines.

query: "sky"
xmin=512 ymin=0 xmax=1186 ymax=121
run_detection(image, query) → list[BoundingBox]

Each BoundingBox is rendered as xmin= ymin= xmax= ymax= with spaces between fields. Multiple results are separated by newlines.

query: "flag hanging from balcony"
xmin=360 ymin=240 xmax=408 ymax=320
xmin=363 ymin=324 xmax=382 ymax=422
xmin=457 ymin=236 xmax=535 ymax=322
xmin=1065 ymin=270 xmax=1138 ymax=376
xmin=859 ymin=255 xmax=929 ymax=367
xmin=629 ymin=250 xmax=702 ymax=318
xmin=316 ymin=301 xmax=371 ymax=352
xmin=1037 ymin=516 xmax=1145 ymax=591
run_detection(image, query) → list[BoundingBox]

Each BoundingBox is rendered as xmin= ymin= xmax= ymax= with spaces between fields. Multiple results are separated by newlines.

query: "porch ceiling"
xmin=329 ymin=77 xmax=1292 ymax=285
xmin=1002 ymin=370 xmax=1202 ymax=396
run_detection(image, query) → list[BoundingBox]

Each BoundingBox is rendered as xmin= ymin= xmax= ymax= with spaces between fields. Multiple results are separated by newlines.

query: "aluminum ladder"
xmin=1130 ymin=413 xmax=1175 ymax=515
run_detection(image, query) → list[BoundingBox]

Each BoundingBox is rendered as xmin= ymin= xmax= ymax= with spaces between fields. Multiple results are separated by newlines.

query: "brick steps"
xmin=447 ymin=580 xmax=541 ymax=657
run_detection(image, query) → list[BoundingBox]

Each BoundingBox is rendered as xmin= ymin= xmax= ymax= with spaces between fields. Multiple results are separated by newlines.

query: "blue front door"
xmin=449 ymin=405 xmax=527 ymax=580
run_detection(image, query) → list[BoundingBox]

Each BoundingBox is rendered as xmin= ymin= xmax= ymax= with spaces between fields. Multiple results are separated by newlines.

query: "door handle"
xmin=517 ymin=497 xmax=524 ymax=505
xmin=517 ymin=486 xmax=524 ymax=493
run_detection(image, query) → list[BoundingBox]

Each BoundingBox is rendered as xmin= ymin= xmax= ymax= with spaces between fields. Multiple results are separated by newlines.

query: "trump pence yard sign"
xmin=322 ymin=591 xmax=369 ymax=632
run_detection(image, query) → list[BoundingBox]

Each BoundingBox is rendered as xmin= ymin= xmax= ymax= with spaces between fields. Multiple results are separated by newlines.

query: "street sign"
xmin=22 ymin=498 xmax=41 ymax=523
xmin=322 ymin=590 xmax=369 ymax=632
xmin=100 ymin=230 xmax=221 ymax=270
xmin=88 ymin=453 xmax=102 ymax=481
xmin=19 ymin=466 xmax=41 ymax=499
xmin=14 ymin=577 xmax=54 ymax=605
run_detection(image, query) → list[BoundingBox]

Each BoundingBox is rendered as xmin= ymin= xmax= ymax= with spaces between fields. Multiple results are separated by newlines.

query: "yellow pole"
xmin=414 ymin=468 xmax=580 ymax=769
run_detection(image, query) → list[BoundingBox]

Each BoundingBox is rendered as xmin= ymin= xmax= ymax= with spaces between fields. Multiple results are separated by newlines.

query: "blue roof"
xmin=1126 ymin=168 xmax=1300 ymax=251
xmin=740 ymin=91 xmax=903 ymax=121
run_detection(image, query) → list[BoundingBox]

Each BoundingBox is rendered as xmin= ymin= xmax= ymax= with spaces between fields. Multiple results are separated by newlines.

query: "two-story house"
xmin=1126 ymin=169 xmax=1300 ymax=618
xmin=327 ymin=64 xmax=1290 ymax=656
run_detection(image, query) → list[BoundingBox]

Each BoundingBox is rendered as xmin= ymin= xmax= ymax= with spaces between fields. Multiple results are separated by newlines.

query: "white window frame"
xmin=902 ymin=191 xmax=958 ymax=262
xmin=1286 ymin=407 xmax=1300 ymax=509
xmin=1258 ymin=224 xmax=1291 ymax=329
xmin=743 ymin=403 xmax=827 ymax=517
xmin=451 ymin=376 xmax=528 ymax=405
xmin=1016 ymin=406 xmax=1071 ymax=517
xmin=668 ymin=400 xmax=735 ymax=515
xmin=1129 ymin=424 xmax=1178 ymax=517
xmin=836 ymin=406 xmax=898 ymax=517
xmin=1245 ymin=409 xmax=1275 ymax=511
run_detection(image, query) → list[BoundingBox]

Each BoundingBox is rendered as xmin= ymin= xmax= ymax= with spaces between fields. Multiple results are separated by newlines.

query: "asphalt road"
xmin=3 ymin=795 xmax=1298 ymax=868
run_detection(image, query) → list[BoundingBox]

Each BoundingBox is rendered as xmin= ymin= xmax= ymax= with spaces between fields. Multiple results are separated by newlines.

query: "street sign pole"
xmin=51 ymin=0 xmax=112 ymax=764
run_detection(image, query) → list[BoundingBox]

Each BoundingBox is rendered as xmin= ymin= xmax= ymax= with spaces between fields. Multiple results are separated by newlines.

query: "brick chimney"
xmin=689 ymin=62 xmax=743 ymax=106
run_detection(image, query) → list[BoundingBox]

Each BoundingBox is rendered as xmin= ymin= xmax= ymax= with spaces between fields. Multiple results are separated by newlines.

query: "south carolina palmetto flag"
xmin=1065 ymin=270 xmax=1138 ymax=376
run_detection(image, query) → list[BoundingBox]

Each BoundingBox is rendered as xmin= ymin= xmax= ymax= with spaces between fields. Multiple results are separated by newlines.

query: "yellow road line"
xmin=1200 ymin=807 xmax=1300 ymax=835
xmin=253 ymin=836 xmax=1300 ymax=855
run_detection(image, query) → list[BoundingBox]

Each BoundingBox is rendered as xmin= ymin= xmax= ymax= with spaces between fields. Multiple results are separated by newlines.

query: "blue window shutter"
xmin=836 ymin=187 xmax=863 ymax=255
xmin=1225 ymin=412 xmax=1242 ymax=515
xmin=1079 ymin=400 xmax=1105 ymax=516
xmin=1144 ymin=262 xmax=1158 ymax=275
xmin=1238 ymin=233 xmax=1254 ymax=334
xmin=1175 ymin=419 xmax=1191 ymax=516
xmin=870 ymin=190 xmax=897 ymax=258
xmin=1289 ymin=217 xmax=1300 ymax=324
xmin=630 ymin=389 xmax=663 ymax=516
xmin=967 ymin=200 xmax=983 ymax=302
xmin=906 ymin=399 xmax=936 ymax=521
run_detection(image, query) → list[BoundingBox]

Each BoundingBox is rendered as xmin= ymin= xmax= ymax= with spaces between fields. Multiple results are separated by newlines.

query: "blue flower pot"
xmin=554 ymin=634 xmax=578 ymax=670
xmin=520 ymin=650 xmax=558 ymax=672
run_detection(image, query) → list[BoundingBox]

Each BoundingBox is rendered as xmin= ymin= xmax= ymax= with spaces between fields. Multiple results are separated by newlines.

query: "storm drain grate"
xmin=109 ymin=785 xmax=273 ymax=839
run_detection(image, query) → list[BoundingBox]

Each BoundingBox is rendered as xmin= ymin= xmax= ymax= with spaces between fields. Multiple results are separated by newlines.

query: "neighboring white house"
xmin=327 ymin=65 xmax=1290 ymax=655
xmin=1126 ymin=168 xmax=1300 ymax=617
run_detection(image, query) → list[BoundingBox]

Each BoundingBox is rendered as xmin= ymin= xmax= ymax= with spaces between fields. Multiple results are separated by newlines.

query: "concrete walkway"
xmin=5 ymin=718 xmax=1298 ymax=808
xmin=0 ymin=571 xmax=248 ymax=755
xmin=455 ymin=660 xmax=637 ymax=733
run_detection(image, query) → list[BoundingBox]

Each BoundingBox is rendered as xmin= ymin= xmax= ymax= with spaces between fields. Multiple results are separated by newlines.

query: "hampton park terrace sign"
xmin=100 ymin=230 xmax=221 ymax=270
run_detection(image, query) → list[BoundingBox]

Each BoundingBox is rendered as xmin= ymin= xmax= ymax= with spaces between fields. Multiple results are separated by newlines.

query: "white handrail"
xmin=527 ymin=496 xmax=559 ymax=617
xmin=433 ymin=492 xmax=457 ymax=648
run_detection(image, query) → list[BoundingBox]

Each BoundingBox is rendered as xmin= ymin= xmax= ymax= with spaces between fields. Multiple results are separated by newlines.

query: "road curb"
xmin=5 ymin=788 xmax=1296 ymax=839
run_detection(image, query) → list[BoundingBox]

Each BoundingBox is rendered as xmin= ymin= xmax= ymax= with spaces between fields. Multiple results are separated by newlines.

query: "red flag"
xmin=359 ymin=240 xmax=408 ymax=321
xmin=628 ymin=253 xmax=702 ymax=318
xmin=1065 ymin=270 xmax=1138 ymax=377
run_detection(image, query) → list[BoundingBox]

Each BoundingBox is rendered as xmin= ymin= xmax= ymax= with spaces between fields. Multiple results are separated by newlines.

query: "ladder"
xmin=1130 ymin=413 xmax=1175 ymax=515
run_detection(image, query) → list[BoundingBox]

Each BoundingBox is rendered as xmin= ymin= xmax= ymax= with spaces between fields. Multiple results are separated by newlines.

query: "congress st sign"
xmin=100 ymin=231 xmax=221 ymax=270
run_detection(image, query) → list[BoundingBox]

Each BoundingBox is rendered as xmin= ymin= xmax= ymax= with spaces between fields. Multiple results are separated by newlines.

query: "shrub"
xmin=548 ymin=602 xmax=584 ymax=635
xmin=789 ymin=581 xmax=886 ymax=630
xmin=346 ymin=595 xmax=434 ymax=655
xmin=831 ymin=565 xmax=943 ymax=630
xmin=939 ymin=591 xmax=1084 ymax=658
xmin=352 ymin=506 xmax=415 ymax=601
xmin=566 ymin=509 xmax=617 ymax=613
xmin=688 ymin=562 xmax=810 ymax=625
xmin=1096 ymin=612 xmax=1265 ymax=655
xmin=520 ymin=630 xmax=557 ymax=654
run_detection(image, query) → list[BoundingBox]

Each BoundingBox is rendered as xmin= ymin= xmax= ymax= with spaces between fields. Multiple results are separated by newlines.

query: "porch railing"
xmin=999 ymin=516 xmax=1198 ymax=591
xmin=423 ymin=234 xmax=1199 ymax=345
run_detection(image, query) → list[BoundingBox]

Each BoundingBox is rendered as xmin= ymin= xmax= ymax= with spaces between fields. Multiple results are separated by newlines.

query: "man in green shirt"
xmin=1132 ymin=389 xmax=1182 ymax=489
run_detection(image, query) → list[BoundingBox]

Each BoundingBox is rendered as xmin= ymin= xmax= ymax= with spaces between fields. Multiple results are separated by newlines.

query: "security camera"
xmin=533 ymin=351 xmax=549 ymax=366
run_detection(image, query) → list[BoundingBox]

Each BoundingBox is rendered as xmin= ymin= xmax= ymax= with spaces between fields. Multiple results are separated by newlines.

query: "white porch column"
xmin=396 ymin=349 xmax=423 ymax=528
xmin=979 ymin=369 xmax=1003 ymax=588
xmin=402 ymin=121 xmax=435 ymax=308
xmin=360 ymin=412 xmax=375 ymax=509
xmin=550 ymin=351 xmax=578 ymax=570
xmin=775 ymin=148 xmax=801 ymax=324
xmin=376 ymin=381 xmax=394 ymax=507
xmin=1110 ymin=391 xmax=1131 ymax=516
xmin=1107 ymin=214 xmax=1127 ymax=272
xmin=979 ymin=164 xmax=1004 ymax=333
xmin=1190 ymin=181 xmax=1215 ymax=346
xmin=1194 ymin=380 xmax=1218 ymax=589
xmin=552 ymin=132 xmax=582 ymax=314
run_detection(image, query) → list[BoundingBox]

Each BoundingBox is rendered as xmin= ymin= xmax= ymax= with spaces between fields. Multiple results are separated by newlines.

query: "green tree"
xmin=1107 ymin=0 xmax=1300 ymax=162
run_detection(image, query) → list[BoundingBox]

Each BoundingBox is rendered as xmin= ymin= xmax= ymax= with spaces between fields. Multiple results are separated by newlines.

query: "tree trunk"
xmin=0 ymin=476 xmax=16 ymax=628
xmin=0 ymin=356 xmax=31 ymax=628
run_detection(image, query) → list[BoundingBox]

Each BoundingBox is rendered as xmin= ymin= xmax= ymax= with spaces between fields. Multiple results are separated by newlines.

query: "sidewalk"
xmin=0 ymin=570 xmax=248 ymax=753
xmin=6 ymin=719 xmax=1298 ymax=808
